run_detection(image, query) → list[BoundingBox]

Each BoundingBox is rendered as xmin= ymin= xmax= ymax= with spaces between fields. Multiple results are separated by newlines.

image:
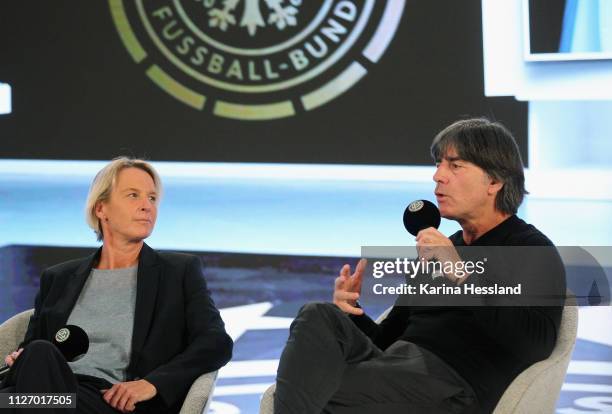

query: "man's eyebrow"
xmin=436 ymin=156 xmax=463 ymax=162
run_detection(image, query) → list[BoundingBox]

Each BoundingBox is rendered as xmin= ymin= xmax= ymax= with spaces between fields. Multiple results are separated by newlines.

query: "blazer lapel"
xmin=130 ymin=243 xmax=161 ymax=371
xmin=49 ymin=248 xmax=101 ymax=338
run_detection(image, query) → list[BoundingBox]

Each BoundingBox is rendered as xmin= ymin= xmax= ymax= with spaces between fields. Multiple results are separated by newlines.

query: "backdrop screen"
xmin=0 ymin=0 xmax=526 ymax=165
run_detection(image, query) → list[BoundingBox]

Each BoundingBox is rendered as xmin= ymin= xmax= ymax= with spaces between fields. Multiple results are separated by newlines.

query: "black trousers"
xmin=0 ymin=339 xmax=119 ymax=413
xmin=274 ymin=302 xmax=479 ymax=414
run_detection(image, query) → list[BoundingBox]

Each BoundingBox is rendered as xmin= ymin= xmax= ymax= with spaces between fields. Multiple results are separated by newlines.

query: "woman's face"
xmin=96 ymin=167 xmax=158 ymax=243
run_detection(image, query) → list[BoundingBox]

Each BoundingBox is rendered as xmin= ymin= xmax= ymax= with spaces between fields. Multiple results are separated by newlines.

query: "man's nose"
xmin=433 ymin=165 xmax=447 ymax=183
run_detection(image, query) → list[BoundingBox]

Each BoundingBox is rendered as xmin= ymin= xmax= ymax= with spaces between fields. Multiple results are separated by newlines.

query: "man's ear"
xmin=488 ymin=176 xmax=504 ymax=196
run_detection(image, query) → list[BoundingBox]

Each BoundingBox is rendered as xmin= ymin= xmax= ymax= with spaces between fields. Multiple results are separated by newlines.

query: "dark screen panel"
xmin=529 ymin=0 xmax=566 ymax=53
xmin=0 ymin=0 xmax=527 ymax=165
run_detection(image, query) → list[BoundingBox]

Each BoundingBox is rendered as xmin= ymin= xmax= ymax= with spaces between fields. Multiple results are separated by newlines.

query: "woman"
xmin=1 ymin=157 xmax=233 ymax=413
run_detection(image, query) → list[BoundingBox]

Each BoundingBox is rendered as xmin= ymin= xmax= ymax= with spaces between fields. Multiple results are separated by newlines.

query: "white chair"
xmin=0 ymin=309 xmax=218 ymax=414
xmin=259 ymin=294 xmax=578 ymax=413
xmin=492 ymin=293 xmax=578 ymax=413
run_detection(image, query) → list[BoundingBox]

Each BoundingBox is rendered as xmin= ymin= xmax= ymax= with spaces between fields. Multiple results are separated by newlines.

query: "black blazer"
xmin=21 ymin=243 xmax=233 ymax=412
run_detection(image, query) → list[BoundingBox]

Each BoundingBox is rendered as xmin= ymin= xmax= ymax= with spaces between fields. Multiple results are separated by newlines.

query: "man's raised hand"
xmin=333 ymin=258 xmax=367 ymax=315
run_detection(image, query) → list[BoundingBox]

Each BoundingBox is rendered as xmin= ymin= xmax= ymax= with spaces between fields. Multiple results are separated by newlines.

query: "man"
xmin=1 ymin=157 xmax=233 ymax=413
xmin=273 ymin=118 xmax=566 ymax=413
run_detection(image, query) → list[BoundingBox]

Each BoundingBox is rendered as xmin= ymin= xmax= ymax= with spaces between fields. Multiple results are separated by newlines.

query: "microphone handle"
xmin=431 ymin=266 xmax=445 ymax=279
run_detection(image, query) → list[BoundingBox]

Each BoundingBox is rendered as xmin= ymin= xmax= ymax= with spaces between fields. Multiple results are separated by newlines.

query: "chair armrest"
xmin=259 ymin=383 xmax=276 ymax=414
xmin=0 ymin=309 xmax=34 ymax=357
xmin=179 ymin=370 xmax=219 ymax=414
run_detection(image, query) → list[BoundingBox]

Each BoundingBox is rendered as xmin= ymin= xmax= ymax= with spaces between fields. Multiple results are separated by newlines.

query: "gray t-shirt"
xmin=67 ymin=266 xmax=137 ymax=384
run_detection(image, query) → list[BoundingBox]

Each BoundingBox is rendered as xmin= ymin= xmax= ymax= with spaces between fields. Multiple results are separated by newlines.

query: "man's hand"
xmin=416 ymin=227 xmax=465 ymax=283
xmin=333 ymin=258 xmax=367 ymax=315
xmin=4 ymin=348 xmax=23 ymax=367
xmin=101 ymin=379 xmax=157 ymax=413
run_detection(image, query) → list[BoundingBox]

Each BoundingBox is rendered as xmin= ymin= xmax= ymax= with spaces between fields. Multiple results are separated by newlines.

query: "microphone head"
xmin=403 ymin=199 xmax=441 ymax=236
xmin=53 ymin=325 xmax=89 ymax=362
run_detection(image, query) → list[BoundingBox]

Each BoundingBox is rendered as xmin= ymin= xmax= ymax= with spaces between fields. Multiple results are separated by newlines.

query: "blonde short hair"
xmin=85 ymin=157 xmax=162 ymax=241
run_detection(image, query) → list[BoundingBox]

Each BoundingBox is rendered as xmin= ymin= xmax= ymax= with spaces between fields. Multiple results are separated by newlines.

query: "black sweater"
xmin=351 ymin=215 xmax=566 ymax=413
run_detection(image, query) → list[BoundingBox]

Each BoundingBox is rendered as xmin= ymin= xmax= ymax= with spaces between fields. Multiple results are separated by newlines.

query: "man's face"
xmin=433 ymin=147 xmax=497 ymax=221
xmin=96 ymin=167 xmax=158 ymax=242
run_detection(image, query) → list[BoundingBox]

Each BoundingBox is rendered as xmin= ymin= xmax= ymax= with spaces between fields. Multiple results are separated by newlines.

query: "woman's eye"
xmin=149 ymin=196 xmax=157 ymax=202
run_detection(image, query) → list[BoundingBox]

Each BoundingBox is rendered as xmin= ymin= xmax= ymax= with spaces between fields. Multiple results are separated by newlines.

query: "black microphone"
xmin=0 ymin=325 xmax=89 ymax=379
xmin=403 ymin=200 xmax=444 ymax=279
xmin=52 ymin=325 xmax=89 ymax=362
xmin=403 ymin=199 xmax=441 ymax=236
